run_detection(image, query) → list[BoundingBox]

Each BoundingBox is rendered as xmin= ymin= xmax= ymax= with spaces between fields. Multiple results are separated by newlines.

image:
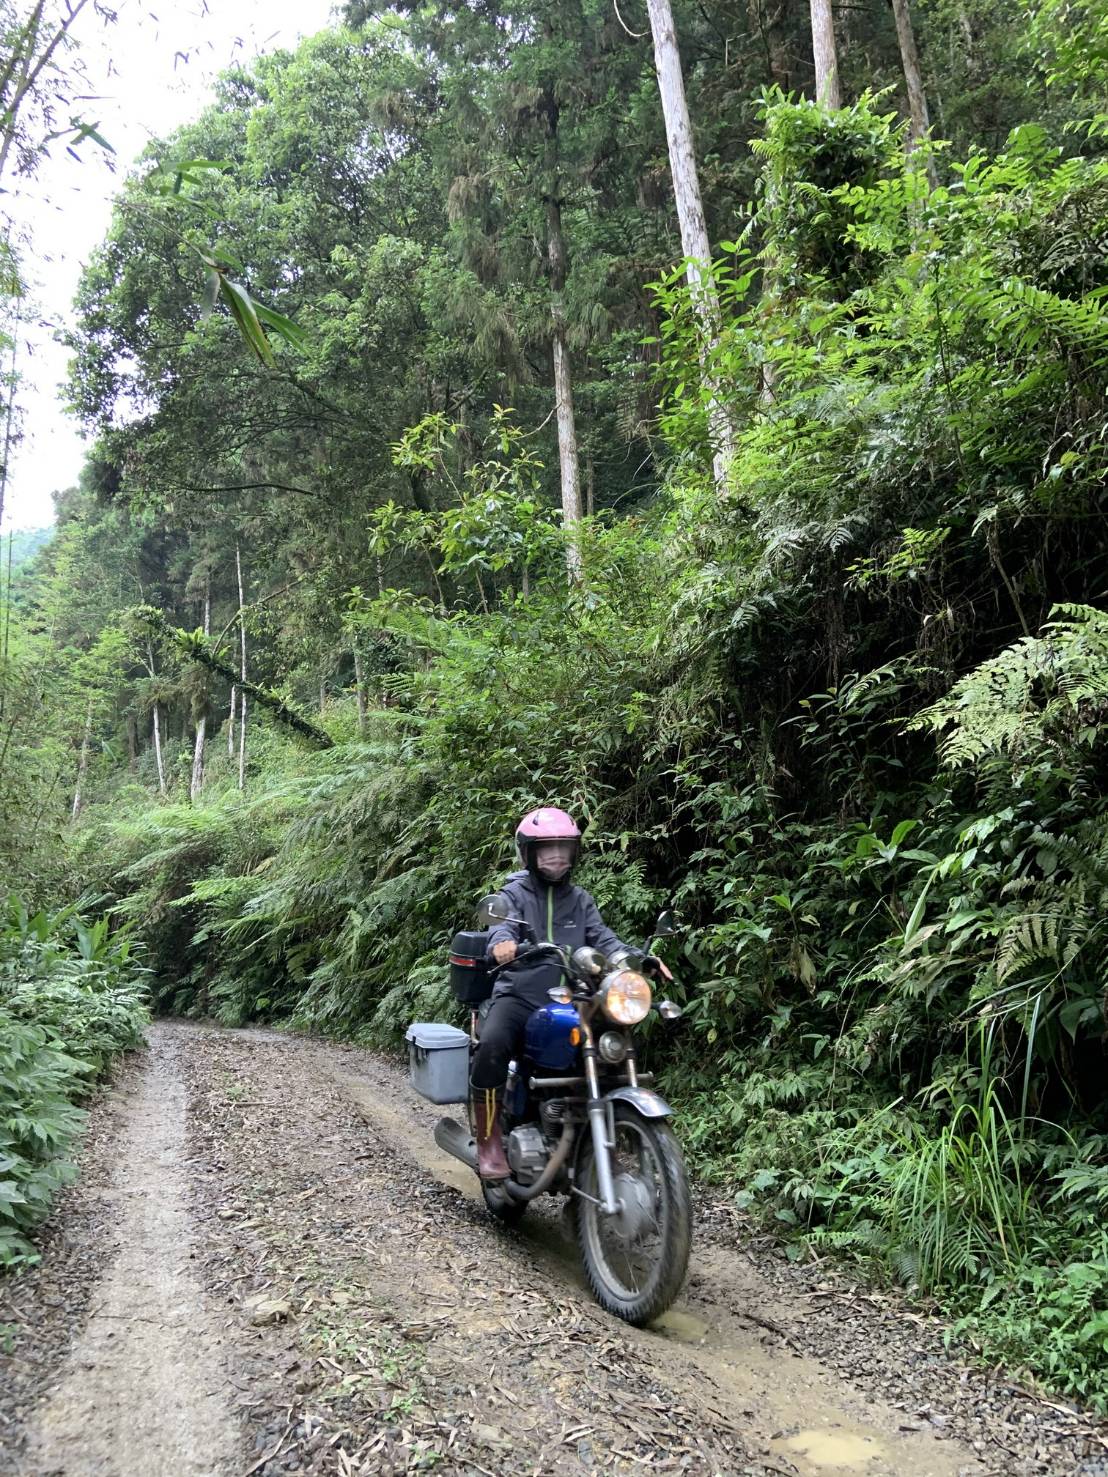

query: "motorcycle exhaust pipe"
xmin=434 ymin=1115 xmax=478 ymax=1170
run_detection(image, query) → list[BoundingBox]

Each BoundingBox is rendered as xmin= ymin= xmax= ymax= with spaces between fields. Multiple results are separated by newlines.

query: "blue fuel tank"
xmin=525 ymin=1001 xmax=581 ymax=1072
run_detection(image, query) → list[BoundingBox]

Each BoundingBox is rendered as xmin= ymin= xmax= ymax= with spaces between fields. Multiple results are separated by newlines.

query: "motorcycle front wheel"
xmin=574 ymin=1103 xmax=691 ymax=1325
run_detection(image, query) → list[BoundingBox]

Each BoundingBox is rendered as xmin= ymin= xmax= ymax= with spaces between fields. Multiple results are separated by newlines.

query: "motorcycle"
xmin=414 ymin=893 xmax=691 ymax=1326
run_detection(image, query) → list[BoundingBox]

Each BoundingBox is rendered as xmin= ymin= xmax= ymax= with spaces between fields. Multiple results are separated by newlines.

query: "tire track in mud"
xmin=4 ymin=1022 xmax=1106 ymax=1477
xmin=18 ymin=1028 xmax=239 ymax=1477
xmin=327 ymin=1052 xmax=981 ymax=1477
xmin=183 ymin=1024 xmax=759 ymax=1476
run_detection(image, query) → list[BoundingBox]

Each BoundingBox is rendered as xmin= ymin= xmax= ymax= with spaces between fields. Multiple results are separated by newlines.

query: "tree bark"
xmin=236 ymin=542 xmax=247 ymax=791
xmin=891 ymin=0 xmax=938 ymax=188
xmin=228 ymin=684 xmax=237 ymax=756
xmin=71 ymin=694 xmax=94 ymax=820
xmin=541 ymin=77 xmax=582 ymax=581
xmin=151 ymin=701 xmax=166 ymax=796
xmin=190 ymin=576 xmax=210 ymax=802
xmin=810 ymin=0 xmax=842 ymax=107
xmin=645 ymin=0 xmax=735 ymax=494
xmin=551 ymin=309 xmax=582 ymax=579
xmin=145 ymin=637 xmax=167 ymax=796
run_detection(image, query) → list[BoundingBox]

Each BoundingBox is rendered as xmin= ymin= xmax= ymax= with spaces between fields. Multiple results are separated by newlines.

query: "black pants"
xmin=470 ymin=993 xmax=536 ymax=1090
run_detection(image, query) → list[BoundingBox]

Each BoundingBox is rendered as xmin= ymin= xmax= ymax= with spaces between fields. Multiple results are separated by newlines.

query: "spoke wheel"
xmin=574 ymin=1104 xmax=691 ymax=1325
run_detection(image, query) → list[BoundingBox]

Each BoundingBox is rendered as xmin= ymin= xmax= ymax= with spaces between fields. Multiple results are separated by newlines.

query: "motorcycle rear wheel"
xmin=574 ymin=1104 xmax=691 ymax=1325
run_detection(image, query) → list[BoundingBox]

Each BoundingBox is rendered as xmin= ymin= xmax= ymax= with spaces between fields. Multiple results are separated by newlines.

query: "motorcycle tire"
xmin=574 ymin=1103 xmax=691 ymax=1326
xmin=482 ymin=1180 xmax=528 ymax=1226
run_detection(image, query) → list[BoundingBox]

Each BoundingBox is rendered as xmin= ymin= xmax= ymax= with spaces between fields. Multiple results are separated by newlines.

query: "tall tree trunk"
xmin=71 ymin=694 xmax=94 ymax=820
xmin=190 ymin=576 xmax=210 ymax=802
xmin=810 ymin=0 xmax=842 ymax=107
xmin=551 ymin=305 xmax=582 ymax=579
xmin=541 ymin=77 xmax=582 ymax=580
xmin=190 ymin=711 xmax=208 ymax=801
xmin=586 ymin=448 xmax=596 ymax=519
xmin=352 ymin=641 xmax=367 ymax=734
xmin=891 ymin=0 xmax=938 ymax=188
xmin=236 ymin=542 xmax=247 ymax=791
xmin=228 ymin=684 xmax=236 ymax=756
xmin=645 ymin=0 xmax=735 ymax=494
xmin=146 ymin=637 xmax=167 ymax=796
xmin=151 ymin=702 xmax=166 ymax=796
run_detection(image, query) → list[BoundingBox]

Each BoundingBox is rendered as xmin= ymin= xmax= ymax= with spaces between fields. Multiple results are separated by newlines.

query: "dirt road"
xmin=0 ymin=1022 xmax=1104 ymax=1476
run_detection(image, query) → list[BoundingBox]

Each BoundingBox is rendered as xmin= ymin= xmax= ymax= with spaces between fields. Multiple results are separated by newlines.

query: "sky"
xmin=2 ymin=0 xmax=338 ymax=532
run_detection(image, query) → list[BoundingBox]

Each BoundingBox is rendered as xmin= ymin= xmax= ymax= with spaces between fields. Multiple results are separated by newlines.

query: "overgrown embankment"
xmin=0 ymin=901 xmax=148 ymax=1264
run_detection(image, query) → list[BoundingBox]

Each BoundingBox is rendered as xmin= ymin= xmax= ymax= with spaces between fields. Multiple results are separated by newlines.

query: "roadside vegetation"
xmin=1 ymin=0 xmax=1107 ymax=1409
xmin=0 ymin=901 xmax=148 ymax=1264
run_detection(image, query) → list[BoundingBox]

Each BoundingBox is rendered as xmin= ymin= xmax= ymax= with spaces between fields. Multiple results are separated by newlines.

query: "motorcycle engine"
xmin=506 ymin=1124 xmax=549 ymax=1184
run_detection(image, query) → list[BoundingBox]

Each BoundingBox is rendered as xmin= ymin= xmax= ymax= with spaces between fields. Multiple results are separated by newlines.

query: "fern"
xmin=910 ymin=603 xmax=1108 ymax=766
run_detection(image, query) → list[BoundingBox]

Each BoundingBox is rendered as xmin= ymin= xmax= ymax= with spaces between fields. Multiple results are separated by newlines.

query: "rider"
xmin=470 ymin=806 xmax=629 ymax=1181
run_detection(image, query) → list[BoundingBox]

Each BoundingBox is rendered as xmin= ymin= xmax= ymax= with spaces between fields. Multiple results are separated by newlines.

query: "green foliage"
xmin=7 ymin=0 xmax=1108 ymax=1407
xmin=0 ymin=1020 xmax=85 ymax=1267
xmin=0 ymin=898 xmax=149 ymax=1264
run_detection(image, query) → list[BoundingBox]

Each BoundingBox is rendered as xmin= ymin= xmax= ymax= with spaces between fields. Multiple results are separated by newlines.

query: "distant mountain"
xmin=6 ymin=527 xmax=52 ymax=570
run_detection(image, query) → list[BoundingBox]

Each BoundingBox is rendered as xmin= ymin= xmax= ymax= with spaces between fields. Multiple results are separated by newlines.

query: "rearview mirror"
xmin=653 ymin=909 xmax=679 ymax=938
xmin=477 ymin=892 xmax=513 ymax=927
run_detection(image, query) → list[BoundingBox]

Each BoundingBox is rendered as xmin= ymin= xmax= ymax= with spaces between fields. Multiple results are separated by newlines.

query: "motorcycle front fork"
xmin=582 ymin=1025 xmax=621 ymax=1216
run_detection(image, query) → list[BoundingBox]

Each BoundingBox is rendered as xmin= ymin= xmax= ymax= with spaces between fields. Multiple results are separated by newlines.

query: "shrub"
xmin=0 ymin=898 xmax=149 ymax=1264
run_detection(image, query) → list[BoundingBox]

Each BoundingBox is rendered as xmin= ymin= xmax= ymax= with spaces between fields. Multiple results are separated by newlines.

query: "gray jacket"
xmin=486 ymin=870 xmax=626 ymax=1007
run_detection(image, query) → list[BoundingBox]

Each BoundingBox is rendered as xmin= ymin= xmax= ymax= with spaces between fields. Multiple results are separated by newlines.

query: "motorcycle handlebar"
xmin=516 ymin=941 xmax=565 ymax=966
xmin=491 ymin=942 xmax=675 ymax=988
xmin=490 ymin=940 xmax=567 ymax=974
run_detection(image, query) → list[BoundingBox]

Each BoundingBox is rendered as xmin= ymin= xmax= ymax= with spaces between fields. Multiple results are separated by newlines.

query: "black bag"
xmin=449 ymin=929 xmax=493 ymax=1004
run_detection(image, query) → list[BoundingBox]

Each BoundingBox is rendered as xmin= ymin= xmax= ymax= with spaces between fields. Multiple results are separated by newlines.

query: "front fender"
xmin=603 ymin=1085 xmax=674 ymax=1119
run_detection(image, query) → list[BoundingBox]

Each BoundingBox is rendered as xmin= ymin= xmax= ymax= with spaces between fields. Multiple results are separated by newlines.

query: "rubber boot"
xmin=472 ymin=1086 xmax=511 ymax=1181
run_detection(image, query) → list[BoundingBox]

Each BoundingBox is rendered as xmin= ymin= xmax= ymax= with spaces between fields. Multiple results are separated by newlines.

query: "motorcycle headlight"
xmin=600 ymin=969 xmax=652 ymax=1025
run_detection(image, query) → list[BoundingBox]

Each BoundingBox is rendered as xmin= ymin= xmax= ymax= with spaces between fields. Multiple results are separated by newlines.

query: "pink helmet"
xmin=515 ymin=806 xmax=581 ymax=877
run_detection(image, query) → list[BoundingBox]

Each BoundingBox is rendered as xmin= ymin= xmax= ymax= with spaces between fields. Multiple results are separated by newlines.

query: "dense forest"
xmin=3 ymin=0 xmax=1108 ymax=1410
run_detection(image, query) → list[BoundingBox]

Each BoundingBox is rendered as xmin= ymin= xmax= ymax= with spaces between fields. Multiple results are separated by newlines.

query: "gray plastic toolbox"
xmin=406 ymin=1022 xmax=470 ymax=1104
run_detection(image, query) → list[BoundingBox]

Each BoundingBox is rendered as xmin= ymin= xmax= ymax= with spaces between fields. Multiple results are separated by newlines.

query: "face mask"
xmin=535 ymin=842 xmax=574 ymax=881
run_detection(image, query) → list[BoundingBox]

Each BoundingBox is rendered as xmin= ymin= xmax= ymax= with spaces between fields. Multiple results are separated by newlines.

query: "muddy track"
xmin=1 ymin=1022 xmax=1105 ymax=1476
